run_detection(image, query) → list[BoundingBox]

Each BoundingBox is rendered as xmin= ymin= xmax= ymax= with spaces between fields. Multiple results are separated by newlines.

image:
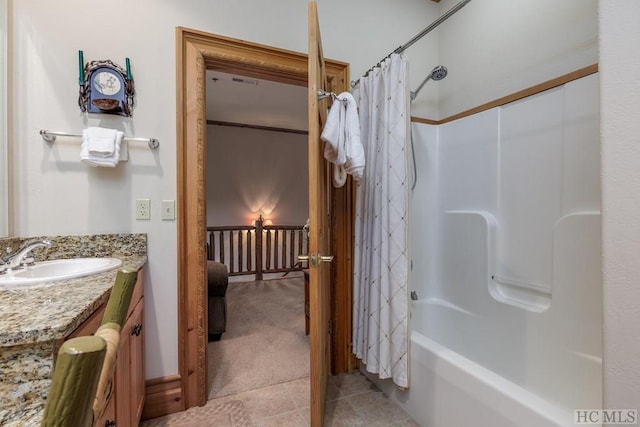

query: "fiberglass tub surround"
xmin=406 ymin=74 xmax=601 ymax=426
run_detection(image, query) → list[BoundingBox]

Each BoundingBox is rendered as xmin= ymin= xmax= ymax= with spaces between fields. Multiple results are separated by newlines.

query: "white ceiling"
xmin=205 ymin=70 xmax=308 ymax=132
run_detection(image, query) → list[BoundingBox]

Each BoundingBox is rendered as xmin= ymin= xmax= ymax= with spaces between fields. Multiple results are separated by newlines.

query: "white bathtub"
xmin=405 ymin=330 xmax=569 ymax=427
xmin=367 ymin=297 xmax=601 ymax=427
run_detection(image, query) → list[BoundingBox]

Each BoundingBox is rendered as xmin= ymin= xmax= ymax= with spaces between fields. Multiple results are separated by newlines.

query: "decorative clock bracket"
xmin=78 ymin=50 xmax=135 ymax=117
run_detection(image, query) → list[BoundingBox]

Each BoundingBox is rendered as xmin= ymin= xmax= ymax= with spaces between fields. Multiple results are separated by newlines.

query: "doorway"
xmin=205 ymin=69 xmax=310 ymax=398
xmin=176 ymin=27 xmax=355 ymax=410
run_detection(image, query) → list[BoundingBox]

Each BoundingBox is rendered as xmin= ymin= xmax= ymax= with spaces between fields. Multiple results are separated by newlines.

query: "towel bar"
xmin=39 ymin=130 xmax=160 ymax=149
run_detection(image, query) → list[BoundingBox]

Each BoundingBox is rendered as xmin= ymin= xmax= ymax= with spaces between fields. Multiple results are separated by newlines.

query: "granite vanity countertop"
xmin=0 ymin=254 xmax=147 ymax=348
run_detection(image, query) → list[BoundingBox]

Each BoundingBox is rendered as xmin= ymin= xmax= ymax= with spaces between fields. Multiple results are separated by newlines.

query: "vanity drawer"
xmin=66 ymin=268 xmax=142 ymax=339
xmin=67 ymin=302 xmax=106 ymax=339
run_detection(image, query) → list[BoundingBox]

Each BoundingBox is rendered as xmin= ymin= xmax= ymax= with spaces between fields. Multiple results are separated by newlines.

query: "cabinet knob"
xmin=131 ymin=323 xmax=143 ymax=336
xmin=105 ymin=421 xmax=116 ymax=427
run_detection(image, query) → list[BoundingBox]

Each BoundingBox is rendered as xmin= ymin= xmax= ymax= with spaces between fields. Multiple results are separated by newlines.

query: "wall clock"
xmin=78 ymin=52 xmax=135 ymax=117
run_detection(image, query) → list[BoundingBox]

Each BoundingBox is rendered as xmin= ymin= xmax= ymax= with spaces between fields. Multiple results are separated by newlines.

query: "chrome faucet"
xmin=2 ymin=239 xmax=56 ymax=271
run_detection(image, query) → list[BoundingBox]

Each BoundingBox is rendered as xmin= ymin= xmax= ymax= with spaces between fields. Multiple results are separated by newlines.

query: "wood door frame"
xmin=176 ymin=27 xmax=355 ymax=410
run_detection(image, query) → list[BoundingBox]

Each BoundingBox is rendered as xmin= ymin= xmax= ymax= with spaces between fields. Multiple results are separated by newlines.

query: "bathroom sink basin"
xmin=0 ymin=257 xmax=123 ymax=289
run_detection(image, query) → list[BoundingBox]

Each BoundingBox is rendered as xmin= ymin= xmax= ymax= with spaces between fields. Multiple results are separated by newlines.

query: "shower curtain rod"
xmin=350 ymin=0 xmax=473 ymax=88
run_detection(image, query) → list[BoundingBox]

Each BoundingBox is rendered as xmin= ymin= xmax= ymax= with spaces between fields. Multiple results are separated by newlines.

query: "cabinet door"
xmin=112 ymin=270 xmax=145 ymax=427
xmin=116 ymin=312 xmax=132 ymax=425
xmin=129 ymin=298 xmax=145 ymax=426
xmin=94 ymin=394 xmax=116 ymax=427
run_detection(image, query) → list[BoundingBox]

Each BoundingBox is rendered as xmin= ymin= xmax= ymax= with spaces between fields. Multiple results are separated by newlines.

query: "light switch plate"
xmin=136 ymin=199 xmax=151 ymax=220
xmin=161 ymin=200 xmax=175 ymax=221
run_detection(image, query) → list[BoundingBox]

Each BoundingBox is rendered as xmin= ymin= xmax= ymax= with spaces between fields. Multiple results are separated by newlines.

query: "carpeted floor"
xmin=207 ymin=276 xmax=309 ymax=399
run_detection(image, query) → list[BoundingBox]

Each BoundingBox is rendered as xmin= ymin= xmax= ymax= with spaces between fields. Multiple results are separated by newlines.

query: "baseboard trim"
xmin=141 ymin=374 xmax=185 ymax=421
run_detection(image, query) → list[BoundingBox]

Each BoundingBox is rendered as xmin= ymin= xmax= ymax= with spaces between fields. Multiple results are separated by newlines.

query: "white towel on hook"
xmin=80 ymin=127 xmax=124 ymax=167
xmin=321 ymin=92 xmax=365 ymax=188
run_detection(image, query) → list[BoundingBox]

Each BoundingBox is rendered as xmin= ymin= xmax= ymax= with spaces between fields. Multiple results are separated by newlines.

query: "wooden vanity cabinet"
xmin=116 ymin=289 xmax=145 ymax=426
xmin=66 ymin=269 xmax=145 ymax=427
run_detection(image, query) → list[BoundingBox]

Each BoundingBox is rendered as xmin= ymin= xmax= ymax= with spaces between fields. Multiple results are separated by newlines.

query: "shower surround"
xmin=368 ymin=73 xmax=601 ymax=427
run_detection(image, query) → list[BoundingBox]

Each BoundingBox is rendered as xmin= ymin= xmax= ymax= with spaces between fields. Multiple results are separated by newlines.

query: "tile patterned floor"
xmin=143 ymin=371 xmax=420 ymax=426
xmin=210 ymin=372 xmax=419 ymax=426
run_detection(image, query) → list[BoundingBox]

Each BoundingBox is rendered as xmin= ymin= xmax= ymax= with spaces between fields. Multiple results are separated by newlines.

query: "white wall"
xmin=600 ymin=0 xmax=640 ymax=411
xmin=0 ymin=0 xmax=7 ymax=237
xmin=437 ymin=0 xmax=598 ymax=119
xmin=206 ymin=126 xmax=308 ymax=226
xmin=9 ymin=0 xmax=440 ymax=379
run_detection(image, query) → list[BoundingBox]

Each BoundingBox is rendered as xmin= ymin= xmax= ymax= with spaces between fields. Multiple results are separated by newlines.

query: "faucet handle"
xmin=1 ymin=247 xmax=11 ymax=264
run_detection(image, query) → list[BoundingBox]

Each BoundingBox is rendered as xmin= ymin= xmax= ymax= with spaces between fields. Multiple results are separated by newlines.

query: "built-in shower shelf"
xmin=443 ymin=209 xmax=554 ymax=312
xmin=491 ymin=275 xmax=551 ymax=296
xmin=489 ymin=275 xmax=551 ymax=312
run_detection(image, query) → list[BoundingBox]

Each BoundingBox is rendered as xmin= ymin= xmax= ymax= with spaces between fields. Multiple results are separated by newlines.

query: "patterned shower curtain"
xmin=353 ymin=53 xmax=410 ymax=388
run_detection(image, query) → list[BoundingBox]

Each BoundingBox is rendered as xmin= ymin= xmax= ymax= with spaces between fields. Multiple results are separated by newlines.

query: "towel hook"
xmin=317 ymin=90 xmax=348 ymax=104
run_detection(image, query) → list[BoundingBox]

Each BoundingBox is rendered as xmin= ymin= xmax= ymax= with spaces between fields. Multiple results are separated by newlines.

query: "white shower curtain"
xmin=353 ymin=53 xmax=410 ymax=388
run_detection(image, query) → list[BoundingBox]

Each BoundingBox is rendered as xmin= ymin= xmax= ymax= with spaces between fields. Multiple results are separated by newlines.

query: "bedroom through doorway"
xmin=204 ymin=70 xmax=311 ymax=400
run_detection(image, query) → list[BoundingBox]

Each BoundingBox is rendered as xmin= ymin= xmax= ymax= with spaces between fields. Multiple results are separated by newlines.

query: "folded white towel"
xmin=85 ymin=127 xmax=118 ymax=156
xmin=321 ymin=92 xmax=365 ymax=187
xmin=81 ymin=128 xmax=124 ymax=167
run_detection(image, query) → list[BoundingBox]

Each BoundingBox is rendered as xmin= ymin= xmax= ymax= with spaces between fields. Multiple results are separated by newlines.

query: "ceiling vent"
xmin=231 ymin=76 xmax=259 ymax=86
